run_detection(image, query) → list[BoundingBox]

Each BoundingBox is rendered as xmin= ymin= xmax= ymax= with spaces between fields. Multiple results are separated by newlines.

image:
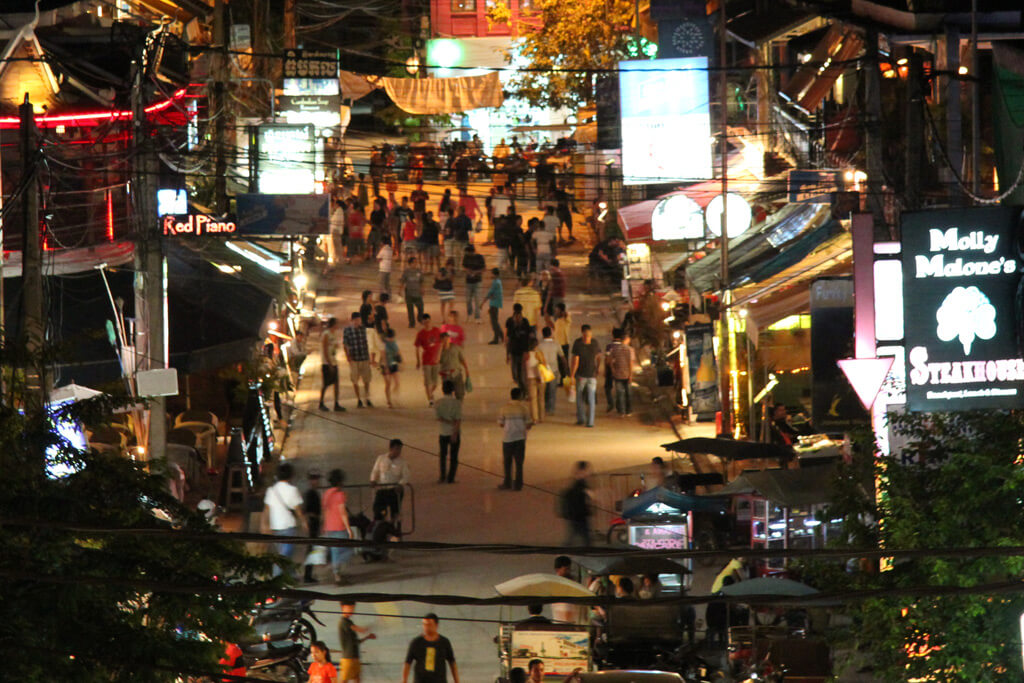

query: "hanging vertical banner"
xmin=685 ymin=322 xmax=719 ymax=421
xmin=811 ymin=277 xmax=867 ymax=430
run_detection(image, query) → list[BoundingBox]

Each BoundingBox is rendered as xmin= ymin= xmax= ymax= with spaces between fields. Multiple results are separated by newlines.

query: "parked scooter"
xmin=249 ymin=596 xmax=323 ymax=657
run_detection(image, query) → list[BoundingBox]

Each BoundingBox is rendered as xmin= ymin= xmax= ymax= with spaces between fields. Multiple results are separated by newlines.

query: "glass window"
xmin=452 ymin=0 xmax=476 ymax=11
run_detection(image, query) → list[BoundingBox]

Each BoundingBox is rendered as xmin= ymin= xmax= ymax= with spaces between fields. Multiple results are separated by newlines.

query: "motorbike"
xmin=230 ymin=639 xmax=309 ymax=682
xmin=248 ymin=596 xmax=323 ymax=657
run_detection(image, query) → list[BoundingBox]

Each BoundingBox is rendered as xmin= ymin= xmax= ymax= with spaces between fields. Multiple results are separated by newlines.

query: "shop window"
xmin=452 ymin=0 xmax=475 ymax=12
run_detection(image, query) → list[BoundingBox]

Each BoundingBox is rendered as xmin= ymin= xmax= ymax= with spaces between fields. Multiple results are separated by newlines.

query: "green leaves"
xmin=503 ymin=0 xmax=637 ymax=110
xmin=813 ymin=411 xmax=1024 ymax=681
xmin=0 ymin=400 xmax=279 ymax=682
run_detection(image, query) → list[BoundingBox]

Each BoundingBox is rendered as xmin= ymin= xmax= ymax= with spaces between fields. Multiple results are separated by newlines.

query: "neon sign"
xmin=162 ymin=214 xmax=237 ymax=237
xmin=901 ymin=208 xmax=1024 ymax=411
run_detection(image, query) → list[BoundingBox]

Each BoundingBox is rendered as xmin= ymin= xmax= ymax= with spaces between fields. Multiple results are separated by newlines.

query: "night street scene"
xmin=5 ymin=0 xmax=1024 ymax=681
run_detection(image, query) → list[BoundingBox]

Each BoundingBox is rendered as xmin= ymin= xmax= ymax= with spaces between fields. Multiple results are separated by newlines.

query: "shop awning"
xmin=336 ymin=69 xmax=504 ymax=114
xmin=683 ymin=203 xmax=834 ymax=291
xmin=711 ymin=465 xmax=837 ymax=508
xmin=733 ymin=230 xmax=853 ymax=330
xmin=4 ymin=244 xmax=274 ymax=386
xmin=175 ymin=240 xmax=286 ymax=299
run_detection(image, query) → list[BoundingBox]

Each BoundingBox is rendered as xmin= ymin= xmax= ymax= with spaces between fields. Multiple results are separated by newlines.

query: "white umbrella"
xmin=49 ymin=383 xmax=104 ymax=405
xmin=720 ymin=576 xmax=819 ymax=598
xmin=494 ymin=573 xmax=594 ymax=598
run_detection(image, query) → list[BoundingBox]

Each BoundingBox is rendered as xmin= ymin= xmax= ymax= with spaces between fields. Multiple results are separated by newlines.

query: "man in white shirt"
xmin=261 ymin=462 xmax=308 ymax=578
xmin=370 ymin=438 xmax=410 ymax=530
xmin=377 ymin=238 xmax=394 ymax=297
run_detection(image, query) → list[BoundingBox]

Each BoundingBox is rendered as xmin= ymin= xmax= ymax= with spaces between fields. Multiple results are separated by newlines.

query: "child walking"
xmin=307 ymin=641 xmax=338 ymax=683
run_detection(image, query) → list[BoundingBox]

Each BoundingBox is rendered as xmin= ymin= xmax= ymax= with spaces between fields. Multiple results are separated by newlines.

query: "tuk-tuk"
xmin=494 ymin=573 xmax=593 ymax=679
xmin=573 ymin=556 xmax=693 ymax=670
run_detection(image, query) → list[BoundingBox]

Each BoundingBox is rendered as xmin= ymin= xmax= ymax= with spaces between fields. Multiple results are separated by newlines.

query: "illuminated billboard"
xmin=256 ymin=124 xmax=316 ymax=194
xmin=901 ymin=207 xmax=1024 ymax=411
xmin=618 ymin=57 xmax=712 ymax=185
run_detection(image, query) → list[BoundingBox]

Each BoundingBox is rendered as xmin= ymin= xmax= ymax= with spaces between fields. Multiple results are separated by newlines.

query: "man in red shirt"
xmin=440 ymin=310 xmax=466 ymax=347
xmin=414 ymin=313 xmax=443 ymax=405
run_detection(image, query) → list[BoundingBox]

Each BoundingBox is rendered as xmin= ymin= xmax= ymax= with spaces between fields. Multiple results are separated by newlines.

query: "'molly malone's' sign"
xmin=902 ymin=207 xmax=1024 ymax=411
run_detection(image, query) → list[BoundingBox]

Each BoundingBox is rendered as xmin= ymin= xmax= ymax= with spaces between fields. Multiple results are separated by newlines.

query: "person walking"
xmin=533 ymin=210 xmax=555 ymax=272
xmin=523 ymin=338 xmax=547 ymax=424
xmin=553 ymin=302 xmax=572 ymax=361
xmin=505 ymin=304 xmax=532 ymax=391
xmin=402 ymin=613 xmax=460 ymax=683
xmin=570 ymin=324 xmax=602 ymax=428
xmin=381 ymin=328 xmax=402 ymax=409
xmin=322 ymin=468 xmax=354 ymax=584
xmin=537 ymin=326 xmax=565 ymax=416
xmin=440 ymin=310 xmax=466 ymax=347
xmin=414 ymin=314 xmax=443 ymax=405
xmin=608 ymin=328 xmax=639 ymax=416
xmin=370 ymin=439 xmax=410 ymax=530
xmin=302 ymin=469 xmax=323 ymax=584
xmin=513 ymin=276 xmax=543 ymax=328
xmin=260 ymin=462 xmax=308 ymax=578
xmin=377 ymin=237 xmax=394 ymax=297
xmin=342 ymin=312 xmax=375 ymax=408
xmin=418 ymin=211 xmax=441 ymax=273
xmin=448 ymin=205 xmax=472 ymax=270
xmin=435 ymin=379 xmax=462 ymax=484
xmin=462 ymin=245 xmax=486 ymax=322
xmin=486 ymin=268 xmax=505 ymax=344
xmin=498 ymin=387 xmax=532 ymax=491
xmin=338 ymin=602 xmax=376 ymax=682
xmin=548 ymin=259 xmax=567 ymax=314
xmin=433 ymin=267 xmax=455 ymax=320
xmin=319 ymin=317 xmax=345 ymax=412
xmin=438 ymin=331 xmax=470 ymax=401
xmin=560 ymin=460 xmax=593 ymax=546
xmin=401 ymin=257 xmax=426 ymax=327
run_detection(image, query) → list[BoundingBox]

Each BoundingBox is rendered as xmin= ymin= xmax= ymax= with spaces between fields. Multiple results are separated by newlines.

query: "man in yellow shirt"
xmin=512 ymin=276 xmax=543 ymax=327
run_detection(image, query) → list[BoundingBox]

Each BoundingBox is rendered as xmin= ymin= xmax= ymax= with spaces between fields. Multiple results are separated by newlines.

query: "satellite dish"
xmin=705 ymin=193 xmax=753 ymax=238
xmin=652 ymin=194 xmax=704 ymax=241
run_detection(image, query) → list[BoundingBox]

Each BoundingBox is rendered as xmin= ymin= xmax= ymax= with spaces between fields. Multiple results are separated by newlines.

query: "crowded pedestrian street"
xmin=275 ymin=182 xmax=714 ymax=680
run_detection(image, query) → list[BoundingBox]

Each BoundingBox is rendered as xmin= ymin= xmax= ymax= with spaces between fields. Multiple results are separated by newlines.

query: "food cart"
xmin=711 ymin=466 xmax=840 ymax=575
xmin=609 ymin=486 xmax=727 ymax=584
xmin=494 ymin=574 xmax=593 ymax=679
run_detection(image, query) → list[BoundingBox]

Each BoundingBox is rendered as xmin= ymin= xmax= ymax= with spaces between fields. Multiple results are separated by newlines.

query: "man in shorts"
xmin=342 ymin=312 xmax=375 ymax=408
xmin=414 ymin=314 xmax=443 ymax=405
xmin=319 ymin=317 xmax=345 ymax=412
xmin=338 ymin=601 xmax=376 ymax=682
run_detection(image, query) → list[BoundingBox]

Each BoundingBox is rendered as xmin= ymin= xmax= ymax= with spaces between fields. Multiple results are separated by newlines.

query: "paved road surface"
xmin=275 ymin=192 xmax=717 ymax=681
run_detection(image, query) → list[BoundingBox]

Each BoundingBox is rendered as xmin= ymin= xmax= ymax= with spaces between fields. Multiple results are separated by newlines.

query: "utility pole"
xmin=970 ymin=0 xmax=981 ymax=196
xmin=945 ymin=25 xmax=963 ymax=206
xmin=133 ymin=36 xmax=166 ymax=462
xmin=213 ymin=0 xmax=229 ymax=214
xmin=864 ymin=29 xmax=885 ymax=231
xmin=904 ymin=53 xmax=924 ymax=211
xmin=284 ymin=0 xmax=297 ymax=49
xmin=19 ymin=97 xmax=45 ymax=412
xmin=717 ymin=0 xmax=731 ymax=436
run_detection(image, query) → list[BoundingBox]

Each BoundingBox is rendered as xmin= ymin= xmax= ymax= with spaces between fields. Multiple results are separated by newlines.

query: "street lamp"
xmin=405 ymin=55 xmax=420 ymax=76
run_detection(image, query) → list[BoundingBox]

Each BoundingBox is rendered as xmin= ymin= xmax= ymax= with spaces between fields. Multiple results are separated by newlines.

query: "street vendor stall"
xmin=712 ymin=466 xmax=839 ymax=574
xmin=494 ymin=574 xmax=593 ymax=678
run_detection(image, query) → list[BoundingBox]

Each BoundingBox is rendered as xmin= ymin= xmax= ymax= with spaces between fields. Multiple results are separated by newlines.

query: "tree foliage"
xmin=812 ymin=410 xmax=1024 ymax=681
xmin=495 ymin=0 xmax=636 ymax=110
xmin=0 ymin=396 xmax=279 ymax=682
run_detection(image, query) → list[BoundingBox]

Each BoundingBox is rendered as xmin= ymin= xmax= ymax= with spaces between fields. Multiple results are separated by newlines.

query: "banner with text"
xmin=901 ymin=207 xmax=1024 ymax=411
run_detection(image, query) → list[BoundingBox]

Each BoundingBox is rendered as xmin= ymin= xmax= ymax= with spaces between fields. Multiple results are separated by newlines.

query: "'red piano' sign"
xmin=162 ymin=214 xmax=237 ymax=237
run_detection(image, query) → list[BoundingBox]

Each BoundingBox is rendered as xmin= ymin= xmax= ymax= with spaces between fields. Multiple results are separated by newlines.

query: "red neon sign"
xmin=0 ymin=88 xmax=190 ymax=129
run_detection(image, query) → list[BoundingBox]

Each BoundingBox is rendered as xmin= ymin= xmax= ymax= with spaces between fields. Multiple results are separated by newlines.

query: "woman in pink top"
xmin=323 ymin=468 xmax=354 ymax=584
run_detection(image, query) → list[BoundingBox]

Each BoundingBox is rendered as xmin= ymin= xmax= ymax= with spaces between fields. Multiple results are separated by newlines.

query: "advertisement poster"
xmin=685 ymin=323 xmax=719 ymax=421
xmin=618 ymin=57 xmax=712 ymax=185
xmin=236 ymin=194 xmax=329 ymax=236
xmin=901 ymin=207 xmax=1024 ymax=411
xmin=256 ymin=124 xmax=316 ymax=194
xmin=628 ymin=524 xmax=688 ymax=550
xmin=810 ymin=277 xmax=867 ymax=431
xmin=509 ymin=629 xmax=589 ymax=676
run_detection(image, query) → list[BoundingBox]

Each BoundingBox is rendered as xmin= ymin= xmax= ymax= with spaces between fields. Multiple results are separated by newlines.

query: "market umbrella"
xmin=49 ymin=382 xmax=104 ymax=405
xmin=621 ymin=486 xmax=727 ymax=520
xmin=574 ymin=555 xmax=691 ymax=576
xmin=661 ymin=437 xmax=794 ymax=462
xmin=494 ymin=573 xmax=594 ymax=598
xmin=719 ymin=577 xmax=819 ymax=598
